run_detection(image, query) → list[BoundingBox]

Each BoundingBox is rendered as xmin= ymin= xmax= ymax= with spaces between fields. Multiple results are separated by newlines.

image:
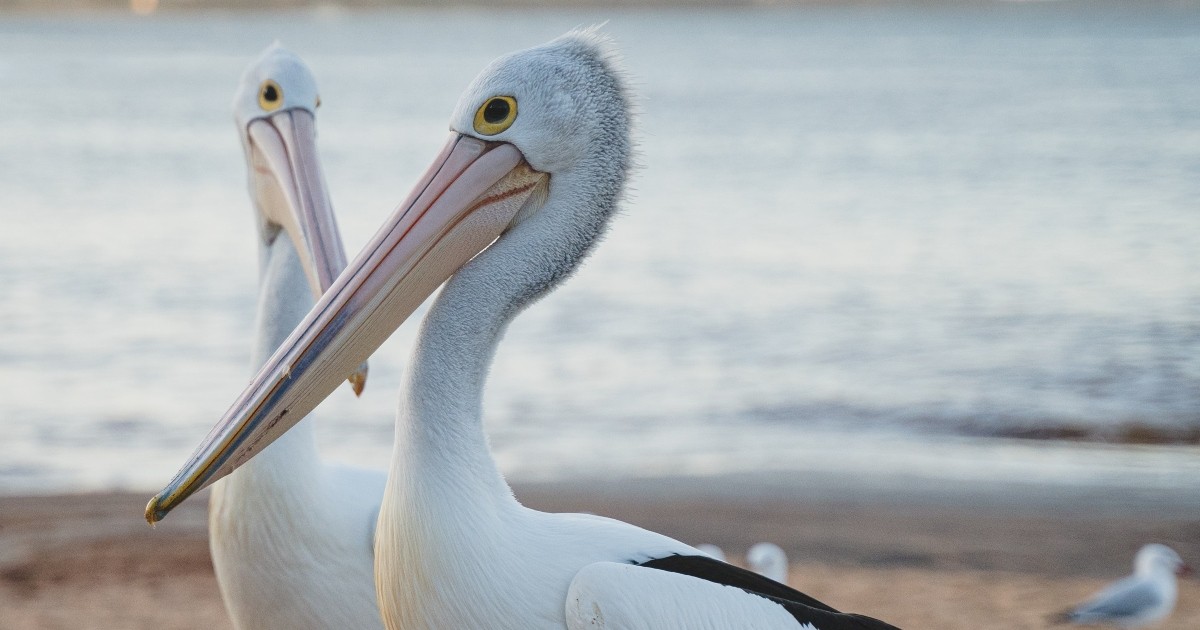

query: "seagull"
xmin=1051 ymin=544 xmax=1191 ymax=628
xmin=205 ymin=44 xmax=383 ymax=630
xmin=147 ymin=29 xmax=901 ymax=630
xmin=696 ymin=544 xmax=727 ymax=563
xmin=748 ymin=542 xmax=790 ymax=584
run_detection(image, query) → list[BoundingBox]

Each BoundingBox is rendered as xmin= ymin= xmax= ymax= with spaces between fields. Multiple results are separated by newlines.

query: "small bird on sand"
xmin=1051 ymin=544 xmax=1191 ymax=628
xmin=748 ymin=542 xmax=790 ymax=584
xmin=695 ymin=544 xmax=727 ymax=563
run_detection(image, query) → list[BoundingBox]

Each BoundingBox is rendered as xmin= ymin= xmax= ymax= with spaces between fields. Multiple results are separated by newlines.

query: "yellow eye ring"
xmin=258 ymin=80 xmax=283 ymax=112
xmin=473 ymin=96 xmax=517 ymax=136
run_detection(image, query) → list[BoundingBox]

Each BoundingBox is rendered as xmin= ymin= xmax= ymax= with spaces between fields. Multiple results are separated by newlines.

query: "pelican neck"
xmin=240 ymin=232 xmax=322 ymax=478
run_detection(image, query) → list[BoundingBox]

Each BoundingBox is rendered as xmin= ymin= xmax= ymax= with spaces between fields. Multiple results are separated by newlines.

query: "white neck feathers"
xmin=239 ymin=233 xmax=321 ymax=481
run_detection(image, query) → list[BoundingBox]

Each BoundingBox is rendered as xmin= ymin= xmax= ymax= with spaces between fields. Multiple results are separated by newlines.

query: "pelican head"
xmin=148 ymin=29 xmax=631 ymax=523
xmin=1135 ymin=544 xmax=1191 ymax=577
xmin=234 ymin=43 xmax=367 ymax=395
xmin=450 ymin=30 xmax=630 ymax=179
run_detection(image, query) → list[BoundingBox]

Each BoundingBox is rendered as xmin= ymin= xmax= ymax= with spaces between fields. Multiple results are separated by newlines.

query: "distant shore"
xmin=2 ymin=476 xmax=1198 ymax=629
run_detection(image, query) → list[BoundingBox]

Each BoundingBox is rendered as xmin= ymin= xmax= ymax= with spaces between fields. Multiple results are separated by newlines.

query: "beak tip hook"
xmin=144 ymin=494 xmax=168 ymax=527
xmin=348 ymin=364 xmax=369 ymax=397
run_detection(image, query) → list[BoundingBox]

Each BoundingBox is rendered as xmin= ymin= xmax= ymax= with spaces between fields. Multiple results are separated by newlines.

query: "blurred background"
xmin=2 ymin=2 xmax=1199 ymax=628
xmin=0 ymin=2 xmax=1197 ymax=500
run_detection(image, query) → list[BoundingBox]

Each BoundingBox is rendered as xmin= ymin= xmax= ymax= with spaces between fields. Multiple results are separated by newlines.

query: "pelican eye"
xmin=258 ymin=80 xmax=283 ymax=112
xmin=473 ymin=96 xmax=517 ymax=136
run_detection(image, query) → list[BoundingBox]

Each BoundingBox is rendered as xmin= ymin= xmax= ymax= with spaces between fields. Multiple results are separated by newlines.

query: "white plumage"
xmin=1054 ymin=544 xmax=1190 ymax=628
xmin=206 ymin=44 xmax=384 ymax=630
xmin=748 ymin=542 xmax=790 ymax=584
xmin=149 ymin=30 xmax=899 ymax=630
xmin=696 ymin=544 xmax=727 ymax=563
xmin=567 ymin=562 xmax=812 ymax=630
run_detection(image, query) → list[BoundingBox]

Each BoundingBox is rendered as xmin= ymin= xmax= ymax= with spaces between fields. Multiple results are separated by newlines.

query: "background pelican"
xmin=1051 ymin=544 xmax=1191 ymax=628
xmin=206 ymin=44 xmax=383 ymax=630
xmin=147 ymin=30 xmax=899 ymax=630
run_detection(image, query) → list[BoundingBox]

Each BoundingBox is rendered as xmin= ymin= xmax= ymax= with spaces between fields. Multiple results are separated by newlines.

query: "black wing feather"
xmin=638 ymin=554 xmax=902 ymax=629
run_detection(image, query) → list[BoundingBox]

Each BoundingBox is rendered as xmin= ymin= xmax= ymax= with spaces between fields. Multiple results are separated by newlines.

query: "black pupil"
xmin=483 ymin=99 xmax=509 ymax=124
xmin=263 ymin=85 xmax=279 ymax=102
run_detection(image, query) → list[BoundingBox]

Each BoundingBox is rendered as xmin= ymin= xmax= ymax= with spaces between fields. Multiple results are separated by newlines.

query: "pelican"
xmin=147 ymin=30 xmax=900 ymax=630
xmin=1051 ymin=544 xmax=1191 ymax=628
xmin=748 ymin=542 xmax=790 ymax=584
xmin=206 ymin=44 xmax=384 ymax=630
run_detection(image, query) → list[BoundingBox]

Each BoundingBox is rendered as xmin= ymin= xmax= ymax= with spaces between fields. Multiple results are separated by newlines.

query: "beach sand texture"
xmin=1 ymin=486 xmax=1197 ymax=629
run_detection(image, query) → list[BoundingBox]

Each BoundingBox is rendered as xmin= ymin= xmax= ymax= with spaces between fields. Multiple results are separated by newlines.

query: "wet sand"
xmin=1 ymin=477 xmax=1198 ymax=629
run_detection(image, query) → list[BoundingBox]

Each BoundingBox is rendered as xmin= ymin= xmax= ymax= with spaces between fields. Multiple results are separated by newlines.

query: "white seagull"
xmin=1051 ymin=544 xmax=1191 ymax=628
xmin=147 ymin=30 xmax=900 ymax=630
xmin=696 ymin=544 xmax=728 ymax=563
xmin=748 ymin=542 xmax=790 ymax=584
xmin=205 ymin=44 xmax=384 ymax=630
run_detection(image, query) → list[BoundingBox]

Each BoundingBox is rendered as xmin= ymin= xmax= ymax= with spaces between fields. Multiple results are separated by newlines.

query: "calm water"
xmin=1 ymin=4 xmax=1198 ymax=494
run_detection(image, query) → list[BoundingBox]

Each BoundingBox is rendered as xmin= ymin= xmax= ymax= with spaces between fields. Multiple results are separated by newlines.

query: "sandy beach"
xmin=2 ymin=476 xmax=1197 ymax=629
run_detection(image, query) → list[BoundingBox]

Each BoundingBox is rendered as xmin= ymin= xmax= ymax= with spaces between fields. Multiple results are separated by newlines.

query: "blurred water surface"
xmin=0 ymin=4 xmax=1198 ymax=494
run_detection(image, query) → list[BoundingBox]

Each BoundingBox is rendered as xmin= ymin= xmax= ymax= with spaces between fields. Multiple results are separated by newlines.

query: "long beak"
xmin=246 ymin=108 xmax=369 ymax=395
xmin=147 ymin=134 xmax=547 ymax=524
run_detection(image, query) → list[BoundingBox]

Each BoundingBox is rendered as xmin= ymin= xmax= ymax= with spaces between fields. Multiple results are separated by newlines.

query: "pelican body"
xmin=149 ymin=31 xmax=899 ymax=630
xmin=206 ymin=45 xmax=383 ymax=630
xmin=1053 ymin=544 xmax=1191 ymax=628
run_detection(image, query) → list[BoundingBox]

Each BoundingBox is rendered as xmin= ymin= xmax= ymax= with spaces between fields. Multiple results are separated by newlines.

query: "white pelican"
xmin=147 ymin=30 xmax=900 ymax=630
xmin=206 ymin=44 xmax=384 ymax=630
xmin=1051 ymin=544 xmax=1191 ymax=628
xmin=748 ymin=542 xmax=790 ymax=584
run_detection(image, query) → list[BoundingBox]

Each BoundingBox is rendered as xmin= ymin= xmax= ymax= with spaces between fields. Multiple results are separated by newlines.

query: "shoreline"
xmin=516 ymin=473 xmax=1200 ymax=577
xmin=2 ymin=476 xmax=1198 ymax=629
xmin=4 ymin=470 xmax=1198 ymax=576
